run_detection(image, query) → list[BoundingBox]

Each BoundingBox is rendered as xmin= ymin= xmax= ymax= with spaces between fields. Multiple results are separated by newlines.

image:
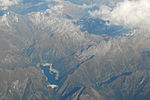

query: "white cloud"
xmin=89 ymin=0 xmax=150 ymax=28
xmin=45 ymin=0 xmax=63 ymax=3
xmin=47 ymin=4 xmax=64 ymax=16
xmin=0 ymin=0 xmax=21 ymax=6
xmin=89 ymin=5 xmax=112 ymax=19
xmin=47 ymin=0 xmax=93 ymax=19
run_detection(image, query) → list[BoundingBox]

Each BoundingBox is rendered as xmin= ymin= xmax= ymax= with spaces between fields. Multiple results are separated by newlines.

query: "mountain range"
xmin=0 ymin=0 xmax=149 ymax=100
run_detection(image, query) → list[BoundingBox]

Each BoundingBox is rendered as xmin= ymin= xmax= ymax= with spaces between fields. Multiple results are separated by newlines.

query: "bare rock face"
xmin=0 ymin=67 xmax=59 ymax=100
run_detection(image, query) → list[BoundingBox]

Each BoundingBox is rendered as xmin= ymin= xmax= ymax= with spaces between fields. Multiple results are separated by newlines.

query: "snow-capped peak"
xmin=0 ymin=12 xmax=20 ymax=31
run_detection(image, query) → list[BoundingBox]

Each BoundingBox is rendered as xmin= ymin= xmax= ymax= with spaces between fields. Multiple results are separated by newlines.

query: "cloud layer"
xmin=89 ymin=0 xmax=150 ymax=28
xmin=0 ymin=0 xmax=21 ymax=6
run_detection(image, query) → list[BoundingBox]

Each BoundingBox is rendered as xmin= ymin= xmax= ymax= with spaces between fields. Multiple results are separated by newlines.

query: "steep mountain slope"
xmin=56 ymin=29 xmax=150 ymax=99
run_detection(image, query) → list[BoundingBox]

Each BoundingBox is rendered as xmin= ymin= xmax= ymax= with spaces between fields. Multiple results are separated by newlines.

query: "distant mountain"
xmin=0 ymin=10 xmax=4 ymax=16
xmin=75 ymin=18 xmax=128 ymax=36
xmin=23 ymin=0 xmax=43 ymax=4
